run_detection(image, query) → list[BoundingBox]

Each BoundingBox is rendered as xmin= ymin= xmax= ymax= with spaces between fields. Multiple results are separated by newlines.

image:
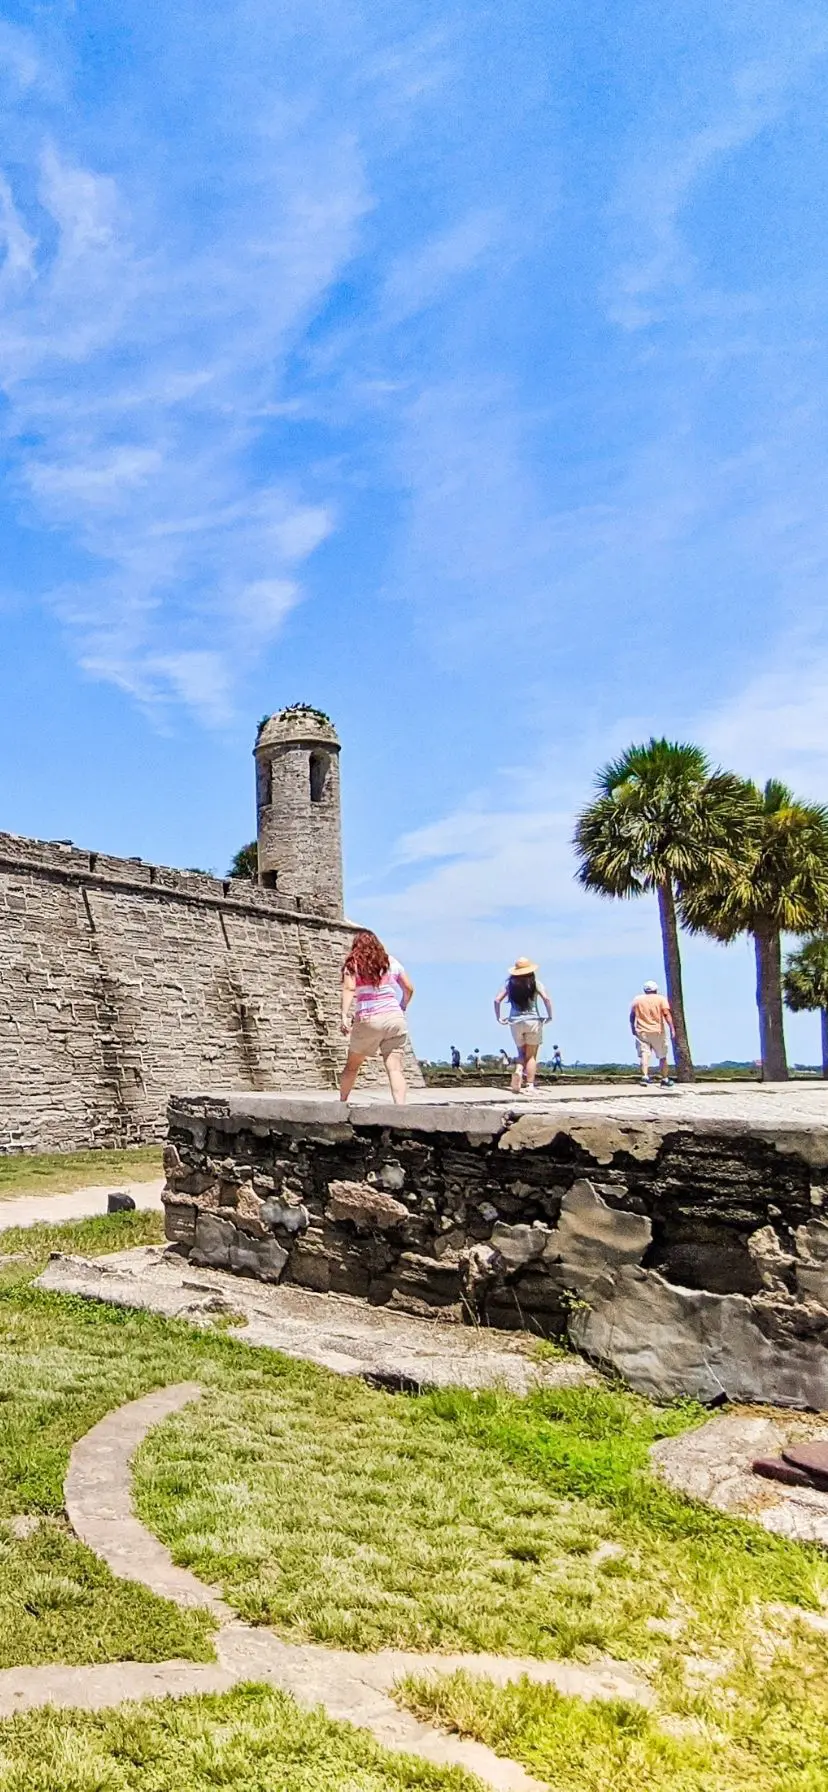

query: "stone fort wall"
xmin=0 ymin=830 xmax=371 ymax=1153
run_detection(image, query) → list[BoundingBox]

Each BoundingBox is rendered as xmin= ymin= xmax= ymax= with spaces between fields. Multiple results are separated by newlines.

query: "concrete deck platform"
xmin=173 ymin=1079 xmax=828 ymax=1133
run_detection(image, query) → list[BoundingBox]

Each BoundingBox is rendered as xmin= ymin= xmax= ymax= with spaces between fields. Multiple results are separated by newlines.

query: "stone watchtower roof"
xmin=255 ymin=707 xmax=341 ymax=752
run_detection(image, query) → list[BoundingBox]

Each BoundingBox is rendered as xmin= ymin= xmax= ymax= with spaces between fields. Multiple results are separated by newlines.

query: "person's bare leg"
xmin=523 ymin=1042 xmax=538 ymax=1088
xmin=339 ymin=1052 xmax=367 ymax=1101
xmin=384 ymin=1049 xmax=407 ymax=1105
xmin=639 ymin=1042 xmax=651 ymax=1082
xmin=510 ymin=1043 xmax=524 ymax=1093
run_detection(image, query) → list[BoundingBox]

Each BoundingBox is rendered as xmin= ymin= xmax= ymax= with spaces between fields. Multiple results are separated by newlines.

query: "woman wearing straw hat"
xmin=493 ymin=957 xmax=553 ymax=1096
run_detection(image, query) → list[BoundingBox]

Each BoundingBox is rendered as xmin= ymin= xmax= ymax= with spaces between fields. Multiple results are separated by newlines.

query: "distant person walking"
xmin=494 ymin=957 xmax=553 ymax=1095
xmin=450 ymin=1045 xmax=461 ymax=1071
xmin=551 ymin=1044 xmax=563 ymax=1074
xmin=630 ymin=980 xmax=675 ymax=1087
xmin=339 ymin=930 xmax=414 ymax=1105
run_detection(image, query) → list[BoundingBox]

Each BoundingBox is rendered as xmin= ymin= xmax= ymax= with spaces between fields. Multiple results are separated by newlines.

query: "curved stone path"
xmin=0 ymin=1383 xmax=653 ymax=1792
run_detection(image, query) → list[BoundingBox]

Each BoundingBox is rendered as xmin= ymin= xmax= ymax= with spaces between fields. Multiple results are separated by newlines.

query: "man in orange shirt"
xmin=630 ymin=980 xmax=675 ymax=1087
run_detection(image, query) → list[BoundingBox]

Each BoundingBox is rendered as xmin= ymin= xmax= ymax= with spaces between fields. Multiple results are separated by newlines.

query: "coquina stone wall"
xmin=165 ymin=1091 xmax=828 ymax=1407
xmin=0 ymin=833 xmax=405 ymax=1153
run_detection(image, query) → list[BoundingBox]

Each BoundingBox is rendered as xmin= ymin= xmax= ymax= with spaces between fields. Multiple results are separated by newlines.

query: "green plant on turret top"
xmin=282 ymin=702 xmax=333 ymax=725
xmin=228 ymin=841 xmax=258 ymax=879
xmin=255 ymin=705 xmax=333 ymax=742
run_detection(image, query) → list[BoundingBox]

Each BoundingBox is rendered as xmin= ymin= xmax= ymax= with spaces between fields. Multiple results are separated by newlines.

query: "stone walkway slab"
xmin=38 ymin=1246 xmax=595 ymax=1395
xmin=651 ymin=1413 xmax=828 ymax=1546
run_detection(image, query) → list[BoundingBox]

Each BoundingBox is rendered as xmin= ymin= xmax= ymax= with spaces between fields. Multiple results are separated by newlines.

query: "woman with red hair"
xmin=339 ymin=930 xmax=414 ymax=1104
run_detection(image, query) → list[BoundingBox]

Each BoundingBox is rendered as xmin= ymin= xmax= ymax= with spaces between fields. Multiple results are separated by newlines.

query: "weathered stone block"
xmin=325 ymin=1239 xmax=371 ymax=1298
xmin=260 ymin=1194 xmax=310 ymax=1235
xmin=289 ymin=1231 xmax=331 ymax=1292
xmin=542 ymin=1180 xmax=652 ymax=1289
xmin=491 ymin=1221 xmax=550 ymax=1267
xmin=326 ymin=1180 xmax=408 ymax=1232
xmin=163 ymin=1199 xmax=196 ymax=1246
xmin=231 ymin=1233 xmax=288 ymax=1282
xmin=390 ymin=1250 xmax=461 ymax=1308
xmin=191 ymin=1212 xmax=236 ymax=1270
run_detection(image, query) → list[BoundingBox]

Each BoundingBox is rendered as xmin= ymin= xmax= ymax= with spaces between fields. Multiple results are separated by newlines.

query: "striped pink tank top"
xmin=353 ymin=957 xmax=405 ymax=1020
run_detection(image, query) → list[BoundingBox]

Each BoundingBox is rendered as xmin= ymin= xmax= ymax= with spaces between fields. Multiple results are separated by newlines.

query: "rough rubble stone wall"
xmin=0 ymin=832 xmax=412 ymax=1153
xmin=164 ymin=1095 xmax=828 ymax=1407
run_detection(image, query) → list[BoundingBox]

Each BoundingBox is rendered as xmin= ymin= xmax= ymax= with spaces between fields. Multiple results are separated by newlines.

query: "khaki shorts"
xmin=636 ymin=1030 xmax=667 ymax=1063
xmin=349 ymin=1014 xmax=408 ymax=1060
xmin=510 ymin=1019 xmax=543 ymax=1049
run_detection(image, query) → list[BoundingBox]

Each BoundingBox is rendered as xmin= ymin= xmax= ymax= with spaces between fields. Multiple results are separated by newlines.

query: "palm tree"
xmin=574 ymin=740 xmax=751 ymax=1082
xmin=783 ymin=935 xmax=828 ymax=1079
xmin=680 ymin=781 xmax=828 ymax=1081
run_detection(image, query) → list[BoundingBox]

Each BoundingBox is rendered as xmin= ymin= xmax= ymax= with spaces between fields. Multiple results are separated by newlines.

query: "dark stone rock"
xmin=646 ymin=1234 xmax=765 ymax=1297
xmin=163 ymin=1198 xmax=196 ymax=1246
xmin=107 ymin=1191 xmax=136 ymax=1213
xmin=391 ymin=1251 xmax=461 ymax=1308
xmin=753 ymin=1455 xmax=814 ymax=1488
xmin=230 ymin=1234 xmax=288 ymax=1283
xmin=782 ymin=1439 xmax=828 ymax=1486
xmin=191 ymin=1212 xmax=235 ymax=1270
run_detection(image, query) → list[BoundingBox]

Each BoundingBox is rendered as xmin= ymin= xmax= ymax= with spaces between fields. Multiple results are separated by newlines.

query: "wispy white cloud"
xmin=0 ymin=92 xmax=368 ymax=720
xmin=703 ymin=644 xmax=828 ymax=800
xmin=382 ymin=209 xmax=502 ymax=321
xmin=608 ymin=19 xmax=828 ymax=329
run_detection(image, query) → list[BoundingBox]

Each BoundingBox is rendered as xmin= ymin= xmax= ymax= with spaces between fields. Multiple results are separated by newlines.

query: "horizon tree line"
xmin=574 ymin=739 xmax=828 ymax=1082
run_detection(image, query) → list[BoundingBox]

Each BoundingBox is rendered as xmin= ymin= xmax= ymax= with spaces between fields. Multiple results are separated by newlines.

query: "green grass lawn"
xmin=0 ymin=1210 xmax=824 ymax=1788
xmin=401 ymin=1637 xmax=828 ymax=1792
xmin=134 ymin=1375 xmax=826 ymax=1664
xmin=0 ymin=1145 xmax=162 ymax=1201
xmin=0 ymin=1684 xmax=474 ymax=1792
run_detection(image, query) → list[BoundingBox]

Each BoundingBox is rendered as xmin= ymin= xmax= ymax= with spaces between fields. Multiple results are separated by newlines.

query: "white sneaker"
xmin=520 ymin=1083 xmax=537 ymax=1096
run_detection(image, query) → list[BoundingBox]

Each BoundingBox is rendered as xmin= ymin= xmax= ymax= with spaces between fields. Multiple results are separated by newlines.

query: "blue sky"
xmin=1 ymin=0 xmax=828 ymax=1065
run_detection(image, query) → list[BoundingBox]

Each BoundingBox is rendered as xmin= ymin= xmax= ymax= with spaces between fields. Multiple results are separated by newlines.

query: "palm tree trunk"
xmin=657 ymin=878 xmax=693 ymax=1081
xmin=754 ymin=927 xmax=789 ymax=1080
xmin=822 ymin=1008 xmax=828 ymax=1080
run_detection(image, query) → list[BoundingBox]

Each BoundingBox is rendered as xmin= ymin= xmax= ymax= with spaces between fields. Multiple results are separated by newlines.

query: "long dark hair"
xmin=343 ymin=930 xmax=390 ymax=985
xmin=507 ymin=973 xmax=537 ymax=1012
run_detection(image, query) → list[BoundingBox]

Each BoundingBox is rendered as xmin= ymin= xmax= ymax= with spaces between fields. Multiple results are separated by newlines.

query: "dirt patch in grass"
xmin=0 ymin=1146 xmax=162 ymax=1201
